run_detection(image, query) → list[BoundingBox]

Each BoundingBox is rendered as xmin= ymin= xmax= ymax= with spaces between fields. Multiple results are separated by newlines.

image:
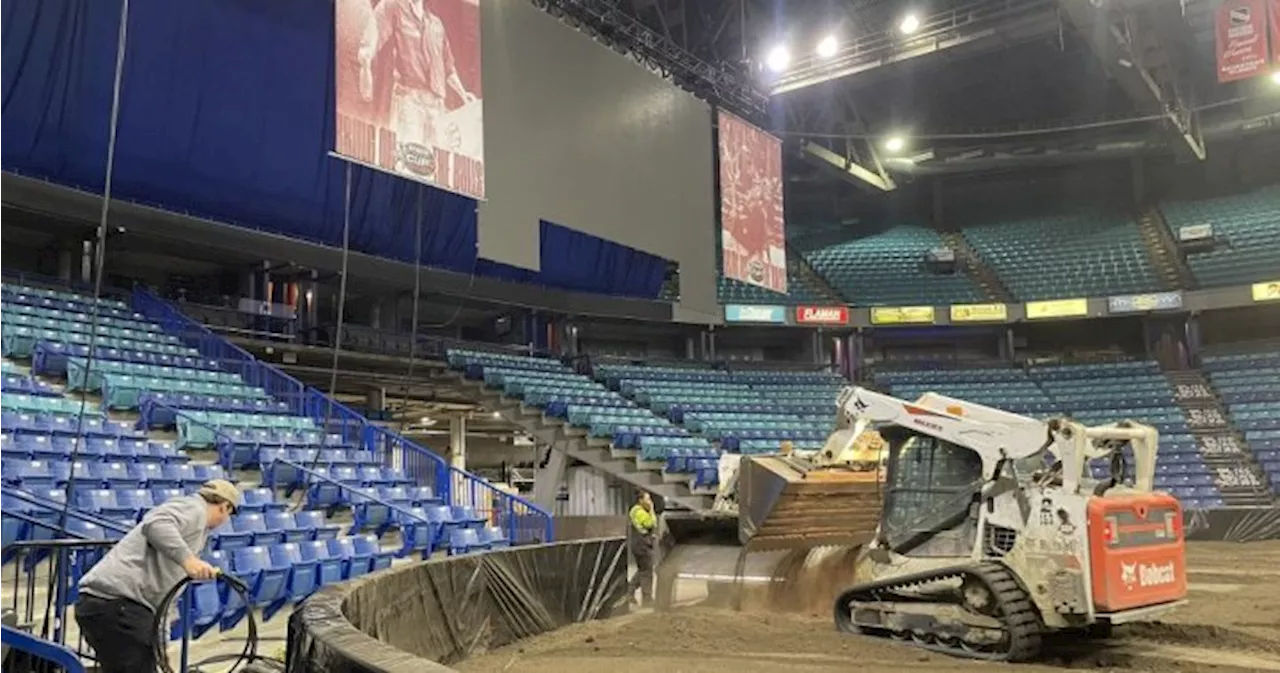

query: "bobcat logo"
xmin=1120 ymin=562 xmax=1138 ymax=589
xmin=853 ymin=394 xmax=869 ymax=413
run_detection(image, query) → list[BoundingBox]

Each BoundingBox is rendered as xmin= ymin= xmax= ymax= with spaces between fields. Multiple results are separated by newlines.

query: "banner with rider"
xmin=335 ymin=0 xmax=485 ymax=199
xmin=719 ymin=110 xmax=786 ymax=294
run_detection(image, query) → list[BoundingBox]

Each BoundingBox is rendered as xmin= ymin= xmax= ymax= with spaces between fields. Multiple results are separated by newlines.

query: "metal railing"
xmin=2 ymin=624 xmax=87 ymax=673
xmin=131 ymin=287 xmax=554 ymax=544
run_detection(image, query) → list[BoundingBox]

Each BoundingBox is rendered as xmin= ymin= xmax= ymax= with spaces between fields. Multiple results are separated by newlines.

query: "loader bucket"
xmin=737 ymin=455 xmax=883 ymax=550
xmin=655 ymin=454 xmax=882 ymax=615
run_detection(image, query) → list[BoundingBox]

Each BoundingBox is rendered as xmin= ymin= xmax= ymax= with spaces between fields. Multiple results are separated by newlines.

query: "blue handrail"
xmin=4 ymin=489 xmax=134 ymax=536
xmin=276 ymin=458 xmax=431 ymax=525
xmin=131 ymin=288 xmax=555 ymax=544
xmin=2 ymin=625 xmax=87 ymax=673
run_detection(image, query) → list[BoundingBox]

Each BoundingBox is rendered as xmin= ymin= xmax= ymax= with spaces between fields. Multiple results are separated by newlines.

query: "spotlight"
xmin=883 ymin=136 xmax=906 ymax=153
xmin=899 ymin=13 xmax=920 ymax=34
xmin=816 ymin=35 xmax=838 ymax=58
xmin=492 ymin=411 xmax=502 ymax=419
xmin=765 ymin=44 xmax=790 ymax=73
xmin=1272 ymin=70 xmax=1280 ymax=86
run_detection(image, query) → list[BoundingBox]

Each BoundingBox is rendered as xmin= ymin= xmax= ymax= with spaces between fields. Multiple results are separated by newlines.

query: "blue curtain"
xmin=1 ymin=0 xmax=477 ymax=272
xmin=476 ymin=220 xmax=667 ymax=300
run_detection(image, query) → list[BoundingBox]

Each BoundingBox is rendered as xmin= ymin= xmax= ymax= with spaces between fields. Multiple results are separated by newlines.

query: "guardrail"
xmin=133 ymin=288 xmax=555 ymax=544
xmin=2 ymin=624 xmax=87 ymax=673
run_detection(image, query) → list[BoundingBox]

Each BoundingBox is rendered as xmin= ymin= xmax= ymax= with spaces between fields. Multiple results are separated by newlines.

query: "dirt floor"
xmin=455 ymin=541 xmax=1280 ymax=673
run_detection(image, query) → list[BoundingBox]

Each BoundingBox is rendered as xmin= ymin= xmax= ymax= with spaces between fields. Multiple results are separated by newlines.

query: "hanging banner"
xmin=1026 ymin=298 xmax=1088 ymax=320
xmin=1252 ymin=280 xmax=1280 ymax=302
xmin=1272 ymin=0 xmax=1280 ymax=63
xmin=719 ymin=110 xmax=786 ymax=294
xmin=949 ymin=303 xmax=1008 ymax=323
xmin=335 ymin=0 xmax=486 ymax=199
xmin=795 ymin=306 xmax=849 ymax=325
xmin=1108 ymin=291 xmax=1184 ymax=314
xmin=870 ymin=306 xmax=936 ymax=326
xmin=724 ymin=304 xmax=786 ymax=323
xmin=1216 ymin=0 xmax=1270 ymax=82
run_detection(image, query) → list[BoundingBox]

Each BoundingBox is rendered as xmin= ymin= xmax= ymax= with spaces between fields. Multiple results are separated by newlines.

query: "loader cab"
xmin=878 ymin=426 xmax=985 ymax=555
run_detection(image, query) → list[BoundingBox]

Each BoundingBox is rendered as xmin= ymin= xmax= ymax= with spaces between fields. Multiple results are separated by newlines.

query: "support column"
xmin=81 ymin=240 xmax=94 ymax=285
xmin=532 ymin=442 xmax=568 ymax=512
xmin=57 ymin=247 xmax=73 ymax=283
xmin=449 ymin=414 xmax=467 ymax=471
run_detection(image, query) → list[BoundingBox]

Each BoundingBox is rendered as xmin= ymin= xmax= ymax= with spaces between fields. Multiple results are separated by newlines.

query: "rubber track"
xmin=832 ymin=561 xmax=1043 ymax=662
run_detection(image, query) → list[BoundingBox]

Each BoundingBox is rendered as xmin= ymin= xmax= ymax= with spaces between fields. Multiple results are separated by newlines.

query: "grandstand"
xmin=961 ymin=212 xmax=1164 ymax=301
xmin=800 ymin=227 xmax=984 ymax=306
xmin=1161 ymin=185 xmax=1280 ymax=288
xmin=1 ymin=281 xmax=539 ymax=658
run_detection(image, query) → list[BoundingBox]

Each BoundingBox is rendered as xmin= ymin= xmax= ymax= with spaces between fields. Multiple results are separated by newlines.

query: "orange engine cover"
xmin=1087 ymin=492 xmax=1187 ymax=613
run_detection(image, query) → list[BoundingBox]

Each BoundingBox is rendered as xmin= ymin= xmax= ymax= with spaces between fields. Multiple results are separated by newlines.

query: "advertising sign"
xmin=1025 ymin=298 xmax=1089 ymax=320
xmin=724 ymin=304 xmax=786 ymax=323
xmin=719 ymin=110 xmax=786 ymax=294
xmin=870 ymin=306 xmax=936 ymax=325
xmin=949 ymin=303 xmax=1008 ymax=323
xmin=335 ymin=0 xmax=486 ymax=199
xmin=1252 ymin=280 xmax=1280 ymax=302
xmin=795 ymin=306 xmax=850 ymax=325
xmin=1107 ymin=292 xmax=1184 ymax=314
xmin=1216 ymin=0 xmax=1270 ymax=82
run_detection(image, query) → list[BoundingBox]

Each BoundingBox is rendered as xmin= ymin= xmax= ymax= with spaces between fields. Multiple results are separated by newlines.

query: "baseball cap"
xmin=198 ymin=479 xmax=243 ymax=512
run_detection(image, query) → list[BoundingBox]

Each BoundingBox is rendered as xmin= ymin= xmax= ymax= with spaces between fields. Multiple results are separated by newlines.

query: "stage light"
xmin=766 ymin=44 xmax=791 ymax=73
xmin=899 ymin=13 xmax=921 ymax=34
xmin=816 ymin=35 xmax=838 ymax=59
xmin=883 ymin=136 xmax=906 ymax=153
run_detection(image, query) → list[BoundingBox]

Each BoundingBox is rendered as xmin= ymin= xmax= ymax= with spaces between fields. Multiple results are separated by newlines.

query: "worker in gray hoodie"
xmin=75 ymin=479 xmax=241 ymax=673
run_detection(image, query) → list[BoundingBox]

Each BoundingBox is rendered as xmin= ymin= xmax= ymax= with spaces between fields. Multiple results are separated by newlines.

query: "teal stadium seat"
xmin=800 ymin=227 xmax=982 ymax=306
xmin=962 ymin=212 xmax=1162 ymax=301
xmin=1161 ymin=186 xmax=1280 ymax=288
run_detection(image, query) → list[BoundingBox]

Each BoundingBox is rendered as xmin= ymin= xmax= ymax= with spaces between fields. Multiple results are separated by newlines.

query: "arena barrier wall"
xmin=286 ymin=537 xmax=628 ymax=673
xmin=1184 ymin=506 xmax=1280 ymax=542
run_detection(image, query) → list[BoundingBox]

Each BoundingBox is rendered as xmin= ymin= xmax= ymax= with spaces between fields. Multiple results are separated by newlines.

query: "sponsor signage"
xmin=1216 ymin=0 xmax=1270 ymax=82
xmin=870 ymin=306 xmax=936 ymax=325
xmin=794 ymin=306 xmax=850 ymax=325
xmin=1107 ymin=292 xmax=1183 ymax=314
xmin=1253 ymin=280 xmax=1280 ymax=302
xmin=724 ymin=304 xmax=786 ymax=323
xmin=1025 ymin=298 xmax=1089 ymax=320
xmin=949 ymin=303 xmax=1008 ymax=323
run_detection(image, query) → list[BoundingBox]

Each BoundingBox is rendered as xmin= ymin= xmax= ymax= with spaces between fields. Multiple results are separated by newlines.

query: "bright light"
xmin=1271 ymin=70 xmax=1280 ymax=86
xmin=765 ymin=44 xmax=791 ymax=73
xmin=492 ymin=411 xmax=501 ymax=419
xmin=883 ymin=136 xmax=906 ymax=153
xmin=899 ymin=13 xmax=921 ymax=34
xmin=816 ymin=35 xmax=838 ymax=58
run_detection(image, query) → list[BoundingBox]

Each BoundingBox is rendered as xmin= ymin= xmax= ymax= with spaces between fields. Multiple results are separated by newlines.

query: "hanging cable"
xmin=151 ymin=573 xmax=284 ymax=673
xmin=397 ymin=187 xmax=426 ymax=433
xmin=41 ymin=0 xmax=131 ymax=641
xmin=291 ymin=162 xmax=354 ymax=511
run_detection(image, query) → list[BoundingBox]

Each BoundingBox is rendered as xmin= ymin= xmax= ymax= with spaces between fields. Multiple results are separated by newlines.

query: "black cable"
xmin=151 ymin=572 xmax=284 ymax=673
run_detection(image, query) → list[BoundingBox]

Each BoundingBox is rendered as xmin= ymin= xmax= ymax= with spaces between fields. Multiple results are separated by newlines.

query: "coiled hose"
xmin=151 ymin=572 xmax=284 ymax=673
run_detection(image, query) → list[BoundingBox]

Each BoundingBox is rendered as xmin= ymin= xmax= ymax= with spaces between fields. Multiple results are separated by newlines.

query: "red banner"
xmin=1272 ymin=0 xmax=1280 ymax=64
xmin=719 ymin=110 xmax=786 ymax=294
xmin=1216 ymin=0 xmax=1270 ymax=82
xmin=795 ymin=306 xmax=849 ymax=325
xmin=335 ymin=0 xmax=485 ymax=199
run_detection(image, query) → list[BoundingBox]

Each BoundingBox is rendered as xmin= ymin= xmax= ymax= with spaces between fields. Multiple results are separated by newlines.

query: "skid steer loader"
xmin=658 ymin=386 xmax=1187 ymax=662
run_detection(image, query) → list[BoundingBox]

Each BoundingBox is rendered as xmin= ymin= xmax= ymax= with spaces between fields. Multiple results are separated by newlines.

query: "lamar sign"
xmin=795 ymin=306 xmax=849 ymax=325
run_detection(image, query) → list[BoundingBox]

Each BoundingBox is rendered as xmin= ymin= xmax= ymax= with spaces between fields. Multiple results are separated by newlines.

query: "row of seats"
xmin=800 ymin=226 xmax=983 ymax=306
xmin=1161 ymin=186 xmax=1280 ymax=288
xmin=3 ymin=461 xmax=230 ymax=491
xmin=716 ymin=258 xmax=831 ymax=306
xmin=2 ymin=433 xmax=189 ymax=464
xmin=1204 ymin=350 xmax=1280 ymax=490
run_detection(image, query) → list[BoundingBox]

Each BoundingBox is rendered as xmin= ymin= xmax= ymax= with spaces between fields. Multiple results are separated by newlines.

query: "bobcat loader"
xmin=658 ymin=386 xmax=1188 ymax=661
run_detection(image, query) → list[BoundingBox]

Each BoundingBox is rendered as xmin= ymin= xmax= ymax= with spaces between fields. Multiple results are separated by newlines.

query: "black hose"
xmin=151 ymin=572 xmax=284 ymax=673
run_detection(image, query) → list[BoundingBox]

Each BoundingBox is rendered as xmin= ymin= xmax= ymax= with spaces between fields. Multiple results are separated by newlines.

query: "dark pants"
xmin=75 ymin=594 xmax=156 ymax=673
xmin=627 ymin=541 xmax=655 ymax=605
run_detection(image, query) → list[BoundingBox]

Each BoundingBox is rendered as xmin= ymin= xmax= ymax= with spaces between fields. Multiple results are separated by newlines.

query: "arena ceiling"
xmin=558 ymin=0 xmax=1280 ymax=216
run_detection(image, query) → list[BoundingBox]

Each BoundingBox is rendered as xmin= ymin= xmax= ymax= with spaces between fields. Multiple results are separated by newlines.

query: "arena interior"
xmin=2 ymin=0 xmax=1280 ymax=672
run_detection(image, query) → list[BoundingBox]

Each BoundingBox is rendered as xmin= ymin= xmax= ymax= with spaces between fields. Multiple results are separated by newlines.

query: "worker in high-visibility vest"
xmin=626 ymin=491 xmax=658 ymax=607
